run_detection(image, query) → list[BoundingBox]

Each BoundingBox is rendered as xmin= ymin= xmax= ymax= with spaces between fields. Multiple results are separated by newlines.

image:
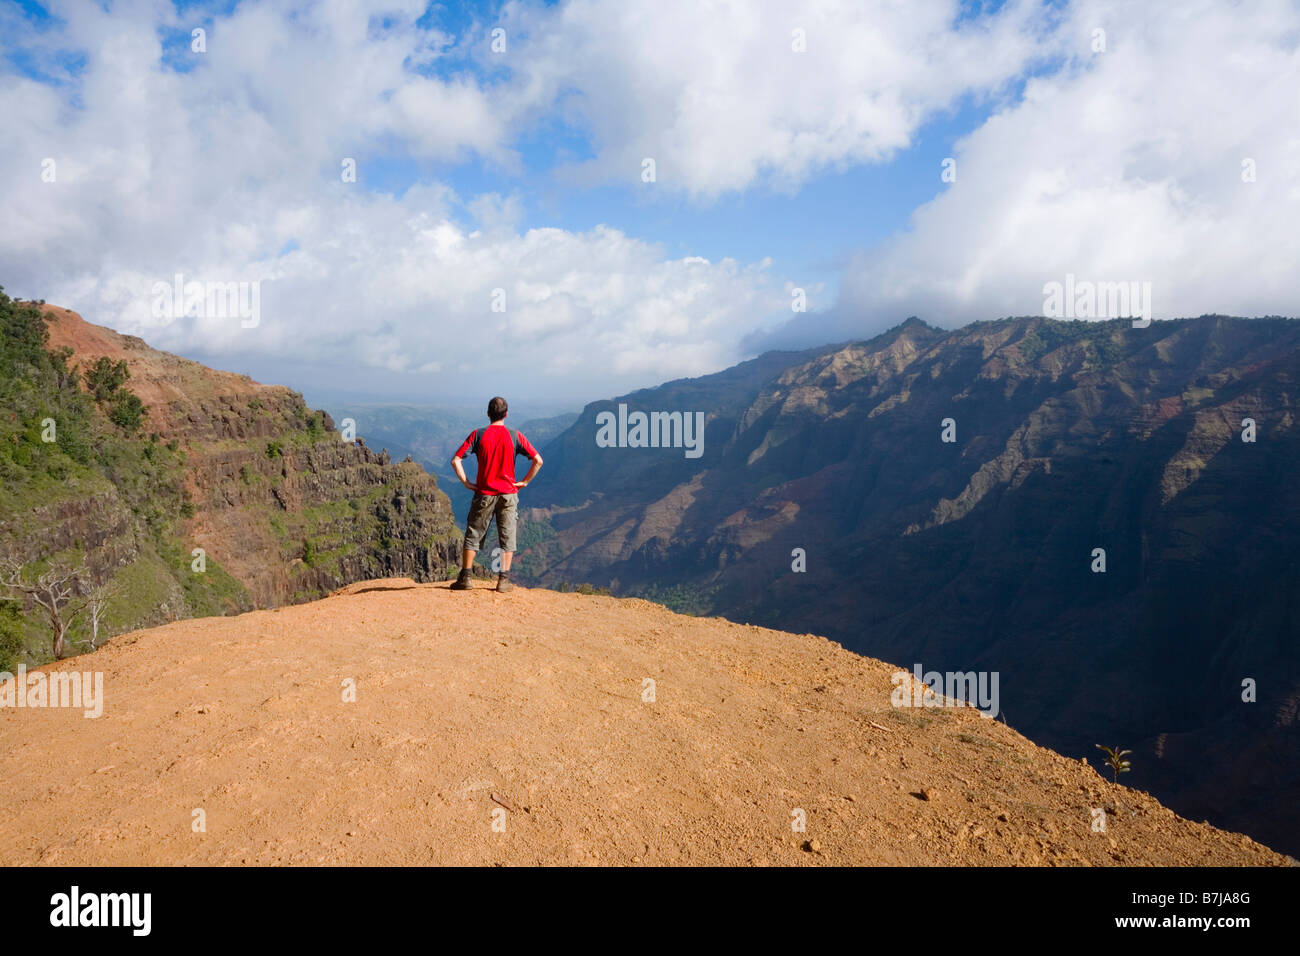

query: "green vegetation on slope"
xmin=0 ymin=289 xmax=252 ymax=664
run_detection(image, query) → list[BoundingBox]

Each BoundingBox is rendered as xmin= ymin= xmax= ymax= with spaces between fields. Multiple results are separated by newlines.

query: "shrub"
xmin=0 ymin=600 xmax=25 ymax=673
xmin=85 ymin=357 xmax=129 ymax=402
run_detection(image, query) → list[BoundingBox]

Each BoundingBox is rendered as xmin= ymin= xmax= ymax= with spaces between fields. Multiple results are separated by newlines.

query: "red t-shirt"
xmin=455 ymin=424 xmax=540 ymax=495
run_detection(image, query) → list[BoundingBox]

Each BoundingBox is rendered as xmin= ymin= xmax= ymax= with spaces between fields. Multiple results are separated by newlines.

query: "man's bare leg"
xmin=496 ymin=549 xmax=515 ymax=591
xmin=451 ymin=548 xmax=476 ymax=589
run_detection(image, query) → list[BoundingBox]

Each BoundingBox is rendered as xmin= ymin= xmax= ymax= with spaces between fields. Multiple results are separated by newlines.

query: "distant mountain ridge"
xmin=520 ymin=314 xmax=1300 ymax=855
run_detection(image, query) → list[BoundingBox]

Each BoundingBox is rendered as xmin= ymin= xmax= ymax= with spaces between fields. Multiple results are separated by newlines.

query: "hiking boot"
xmin=496 ymin=571 xmax=514 ymax=592
xmin=450 ymin=569 xmax=473 ymax=590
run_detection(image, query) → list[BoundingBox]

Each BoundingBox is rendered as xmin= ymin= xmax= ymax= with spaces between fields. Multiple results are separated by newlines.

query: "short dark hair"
xmin=488 ymin=396 xmax=508 ymax=422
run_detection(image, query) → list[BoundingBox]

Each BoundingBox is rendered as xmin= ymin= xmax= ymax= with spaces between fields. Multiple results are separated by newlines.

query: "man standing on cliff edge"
xmin=449 ymin=396 xmax=543 ymax=592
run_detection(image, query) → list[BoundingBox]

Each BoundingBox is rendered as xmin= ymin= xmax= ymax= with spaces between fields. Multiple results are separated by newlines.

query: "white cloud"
xmin=829 ymin=0 xmax=1300 ymax=335
xmin=500 ymin=0 xmax=1057 ymax=198
xmin=2 ymin=0 xmax=1294 ymax=403
xmin=0 ymin=0 xmax=816 ymax=399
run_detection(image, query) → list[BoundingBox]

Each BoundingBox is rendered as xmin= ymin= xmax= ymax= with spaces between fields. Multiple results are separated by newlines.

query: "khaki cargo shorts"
xmin=463 ymin=492 xmax=518 ymax=552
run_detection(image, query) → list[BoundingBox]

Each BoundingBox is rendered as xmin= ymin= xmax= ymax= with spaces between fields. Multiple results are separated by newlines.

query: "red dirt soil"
xmin=0 ymin=580 xmax=1289 ymax=866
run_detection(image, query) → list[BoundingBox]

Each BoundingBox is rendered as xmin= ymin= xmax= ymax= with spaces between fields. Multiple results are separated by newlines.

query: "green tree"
xmin=85 ymin=356 xmax=129 ymax=401
xmin=109 ymin=391 xmax=145 ymax=432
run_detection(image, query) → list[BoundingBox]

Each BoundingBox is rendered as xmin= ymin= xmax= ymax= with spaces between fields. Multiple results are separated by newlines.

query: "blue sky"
xmin=1 ymin=1 xmax=1296 ymax=407
xmin=363 ymin=103 xmax=996 ymax=307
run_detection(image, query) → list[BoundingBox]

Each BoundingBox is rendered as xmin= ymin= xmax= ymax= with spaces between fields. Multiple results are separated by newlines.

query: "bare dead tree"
xmin=0 ymin=557 xmax=89 ymax=660
xmin=81 ymin=581 xmax=115 ymax=651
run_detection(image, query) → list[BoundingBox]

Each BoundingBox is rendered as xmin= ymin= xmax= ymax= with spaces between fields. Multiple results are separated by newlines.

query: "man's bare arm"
xmin=450 ymin=455 xmax=476 ymax=491
xmin=515 ymin=454 xmax=543 ymax=489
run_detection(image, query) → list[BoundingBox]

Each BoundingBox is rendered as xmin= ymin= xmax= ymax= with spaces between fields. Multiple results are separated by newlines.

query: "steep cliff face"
xmin=39 ymin=305 xmax=461 ymax=611
xmin=0 ymin=302 xmax=458 ymax=661
xmin=520 ymin=315 xmax=1300 ymax=855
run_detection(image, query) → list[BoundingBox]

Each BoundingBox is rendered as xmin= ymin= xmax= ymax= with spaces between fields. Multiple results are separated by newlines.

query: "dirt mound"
xmin=0 ymin=581 xmax=1287 ymax=865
